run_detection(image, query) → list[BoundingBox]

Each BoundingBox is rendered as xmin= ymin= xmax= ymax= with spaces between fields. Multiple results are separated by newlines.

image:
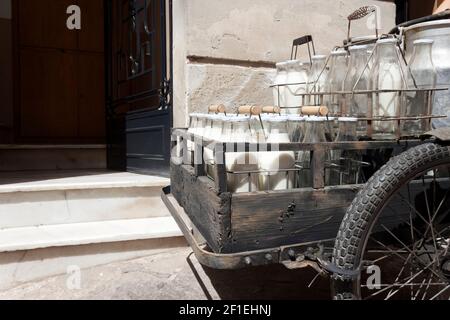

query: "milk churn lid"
xmin=349 ymin=44 xmax=368 ymax=51
xmin=413 ymin=39 xmax=434 ymax=45
xmin=376 ymin=38 xmax=398 ymax=45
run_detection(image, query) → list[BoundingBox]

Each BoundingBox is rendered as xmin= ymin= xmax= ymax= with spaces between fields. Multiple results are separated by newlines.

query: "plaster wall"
xmin=172 ymin=0 xmax=396 ymax=127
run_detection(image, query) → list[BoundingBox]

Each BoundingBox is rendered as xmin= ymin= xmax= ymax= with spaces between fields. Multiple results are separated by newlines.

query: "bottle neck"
xmin=303 ymin=121 xmax=326 ymax=143
xmin=349 ymin=50 xmax=368 ymax=71
xmin=375 ymin=43 xmax=398 ymax=62
xmin=336 ymin=122 xmax=357 ymax=141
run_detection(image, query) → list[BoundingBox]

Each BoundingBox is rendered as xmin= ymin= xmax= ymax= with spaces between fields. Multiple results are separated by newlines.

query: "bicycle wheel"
xmin=332 ymin=143 xmax=450 ymax=300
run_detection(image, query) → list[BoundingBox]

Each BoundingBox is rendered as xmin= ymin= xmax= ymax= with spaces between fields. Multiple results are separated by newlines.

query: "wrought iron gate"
xmin=105 ymin=0 xmax=172 ymax=176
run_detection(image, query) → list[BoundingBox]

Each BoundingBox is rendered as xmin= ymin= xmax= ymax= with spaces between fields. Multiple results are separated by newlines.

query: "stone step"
xmin=0 ymin=145 xmax=107 ymax=171
xmin=0 ymin=218 xmax=186 ymax=291
xmin=0 ymin=217 xmax=182 ymax=253
xmin=0 ymin=170 xmax=171 ymax=229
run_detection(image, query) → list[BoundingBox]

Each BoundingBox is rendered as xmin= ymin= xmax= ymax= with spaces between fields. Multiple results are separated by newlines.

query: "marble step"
xmin=0 ymin=217 xmax=182 ymax=253
xmin=0 ymin=170 xmax=171 ymax=229
xmin=0 ymin=145 xmax=107 ymax=171
xmin=0 ymin=218 xmax=186 ymax=291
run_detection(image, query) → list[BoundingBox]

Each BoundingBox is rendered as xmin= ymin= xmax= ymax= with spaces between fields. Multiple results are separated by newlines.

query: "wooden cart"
xmin=162 ymin=128 xmax=428 ymax=272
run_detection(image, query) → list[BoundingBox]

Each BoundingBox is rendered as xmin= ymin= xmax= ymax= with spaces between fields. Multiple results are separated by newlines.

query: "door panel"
xmin=19 ymin=48 xmax=78 ymax=138
xmin=78 ymin=0 xmax=105 ymax=52
xmin=78 ymin=53 xmax=106 ymax=138
xmin=14 ymin=0 xmax=106 ymax=143
xmin=18 ymin=0 xmax=77 ymax=50
xmin=106 ymin=0 xmax=171 ymax=175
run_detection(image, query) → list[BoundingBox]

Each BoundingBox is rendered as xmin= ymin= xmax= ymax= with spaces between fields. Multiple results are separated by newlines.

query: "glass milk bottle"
xmin=371 ymin=38 xmax=404 ymax=140
xmin=258 ymin=116 xmax=295 ymax=191
xmin=343 ymin=45 xmax=371 ymax=136
xmin=285 ymin=60 xmax=310 ymax=114
xmin=287 ymin=115 xmax=305 ymax=143
xmin=325 ymin=49 xmax=348 ymax=116
xmin=222 ymin=117 xmax=237 ymax=192
xmin=309 ymin=55 xmax=328 ymax=106
xmin=187 ymin=113 xmax=199 ymax=153
xmin=298 ymin=117 xmax=329 ymax=188
xmin=193 ymin=114 xmax=206 ymax=139
xmin=329 ymin=117 xmax=360 ymax=186
xmin=228 ymin=117 xmax=259 ymax=193
xmin=204 ymin=115 xmax=224 ymax=179
xmin=402 ymin=39 xmax=437 ymax=137
xmin=273 ymin=62 xmax=289 ymax=108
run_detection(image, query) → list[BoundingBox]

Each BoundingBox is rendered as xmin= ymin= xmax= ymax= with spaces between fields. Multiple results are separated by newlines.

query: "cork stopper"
xmin=300 ymin=106 xmax=329 ymax=116
xmin=238 ymin=105 xmax=263 ymax=116
xmin=208 ymin=104 xmax=226 ymax=114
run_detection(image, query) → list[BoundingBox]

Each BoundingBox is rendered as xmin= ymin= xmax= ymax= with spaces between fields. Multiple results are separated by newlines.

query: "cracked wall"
xmin=172 ymin=0 xmax=396 ymax=127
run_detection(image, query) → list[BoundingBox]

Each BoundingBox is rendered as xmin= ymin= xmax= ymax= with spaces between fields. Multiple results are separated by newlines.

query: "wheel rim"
xmin=358 ymin=164 xmax=450 ymax=300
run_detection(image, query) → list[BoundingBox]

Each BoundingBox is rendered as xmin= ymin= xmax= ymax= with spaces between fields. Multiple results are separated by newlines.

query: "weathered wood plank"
xmin=170 ymin=160 xmax=233 ymax=253
xmin=230 ymin=186 xmax=360 ymax=252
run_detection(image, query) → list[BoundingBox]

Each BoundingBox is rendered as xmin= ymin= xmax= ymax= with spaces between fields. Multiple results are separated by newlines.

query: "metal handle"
xmin=347 ymin=6 xmax=380 ymax=44
xmin=291 ymin=35 xmax=316 ymax=64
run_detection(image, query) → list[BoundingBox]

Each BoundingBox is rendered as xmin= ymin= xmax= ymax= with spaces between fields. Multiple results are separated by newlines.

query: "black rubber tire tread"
xmin=332 ymin=143 xmax=450 ymax=281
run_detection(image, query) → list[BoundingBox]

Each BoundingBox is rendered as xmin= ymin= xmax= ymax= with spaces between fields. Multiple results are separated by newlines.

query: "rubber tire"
xmin=332 ymin=143 xmax=450 ymax=299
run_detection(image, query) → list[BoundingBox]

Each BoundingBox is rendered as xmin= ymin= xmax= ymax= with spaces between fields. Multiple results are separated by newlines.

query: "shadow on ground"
xmin=187 ymin=255 xmax=331 ymax=300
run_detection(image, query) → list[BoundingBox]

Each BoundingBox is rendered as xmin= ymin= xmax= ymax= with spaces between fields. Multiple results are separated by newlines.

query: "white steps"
xmin=0 ymin=169 xmax=185 ymax=290
xmin=0 ymin=217 xmax=182 ymax=253
xmin=0 ymin=170 xmax=172 ymax=229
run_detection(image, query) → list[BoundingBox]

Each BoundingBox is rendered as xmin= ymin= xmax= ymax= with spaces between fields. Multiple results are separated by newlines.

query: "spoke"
xmin=382 ymin=260 xmax=439 ymax=300
xmin=430 ymin=285 xmax=450 ymax=301
xmin=372 ymin=253 xmax=394 ymax=264
xmin=395 ymin=192 xmax=446 ymax=243
xmin=422 ymin=176 xmax=431 ymax=222
xmin=432 ymin=170 xmax=437 ymax=219
xmin=422 ymin=176 xmax=440 ymax=265
xmin=367 ymin=250 xmax=409 ymax=254
xmin=422 ymin=187 xmax=450 ymax=242
xmin=407 ymin=183 xmax=416 ymax=260
xmin=361 ymin=283 xmax=447 ymax=288
xmin=387 ymin=253 xmax=413 ymax=299
xmin=421 ymin=276 xmax=434 ymax=300
xmin=380 ymin=224 xmax=444 ymax=282
xmin=412 ymin=278 xmax=427 ymax=301
xmin=364 ymin=260 xmax=434 ymax=300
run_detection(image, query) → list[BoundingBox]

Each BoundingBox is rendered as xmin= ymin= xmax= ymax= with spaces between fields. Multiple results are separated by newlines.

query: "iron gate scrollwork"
xmin=106 ymin=0 xmax=172 ymax=175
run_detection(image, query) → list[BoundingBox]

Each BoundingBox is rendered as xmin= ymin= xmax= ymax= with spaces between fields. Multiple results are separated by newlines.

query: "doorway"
xmin=12 ymin=0 xmax=106 ymax=144
xmin=5 ymin=0 xmax=171 ymax=176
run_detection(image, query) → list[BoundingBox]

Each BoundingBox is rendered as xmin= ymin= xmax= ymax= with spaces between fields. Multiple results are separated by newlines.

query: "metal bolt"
xmin=265 ymin=254 xmax=273 ymax=262
xmin=244 ymin=257 xmax=252 ymax=265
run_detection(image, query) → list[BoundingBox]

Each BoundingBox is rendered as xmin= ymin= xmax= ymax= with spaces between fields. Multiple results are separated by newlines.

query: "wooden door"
xmin=106 ymin=0 xmax=171 ymax=176
xmin=13 ymin=0 xmax=106 ymax=143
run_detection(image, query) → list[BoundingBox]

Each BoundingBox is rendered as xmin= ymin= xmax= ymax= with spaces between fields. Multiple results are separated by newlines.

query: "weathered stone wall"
xmin=173 ymin=0 xmax=396 ymax=127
